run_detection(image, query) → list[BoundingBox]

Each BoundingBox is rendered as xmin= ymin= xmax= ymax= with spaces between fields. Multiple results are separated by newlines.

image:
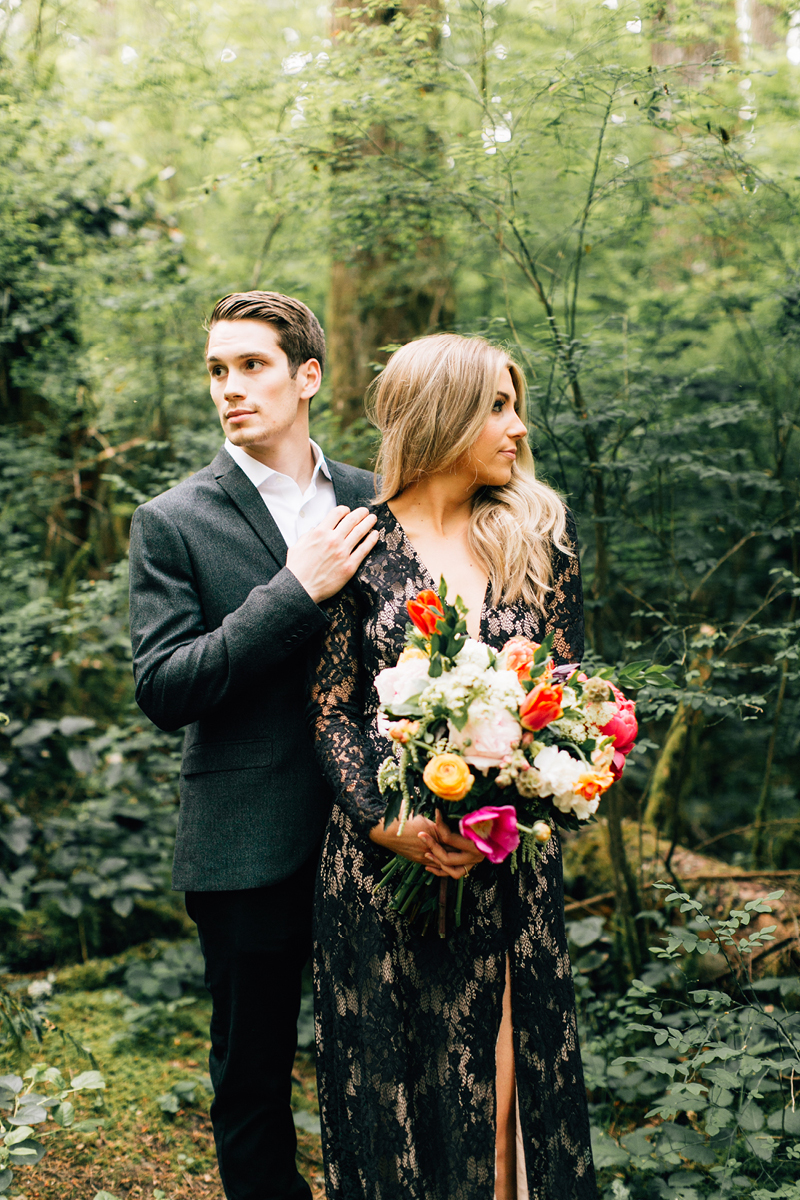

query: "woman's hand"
xmin=369 ymin=813 xmax=440 ymax=864
xmin=418 ymin=809 xmax=486 ymax=879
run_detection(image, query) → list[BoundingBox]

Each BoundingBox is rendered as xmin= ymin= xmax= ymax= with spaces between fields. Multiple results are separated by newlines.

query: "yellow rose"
xmin=423 ymin=754 xmax=474 ymax=802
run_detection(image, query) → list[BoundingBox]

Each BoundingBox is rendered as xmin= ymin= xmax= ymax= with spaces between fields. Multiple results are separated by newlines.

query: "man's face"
xmin=206 ymin=319 xmax=319 ymax=459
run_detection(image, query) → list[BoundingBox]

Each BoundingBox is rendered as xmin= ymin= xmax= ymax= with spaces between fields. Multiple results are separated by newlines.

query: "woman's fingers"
xmin=420 ymin=834 xmax=482 ymax=872
xmin=434 ymin=809 xmax=486 ymax=860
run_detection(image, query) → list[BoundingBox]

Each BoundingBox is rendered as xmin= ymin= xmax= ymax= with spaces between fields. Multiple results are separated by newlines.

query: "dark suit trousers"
xmin=186 ymin=856 xmax=317 ymax=1200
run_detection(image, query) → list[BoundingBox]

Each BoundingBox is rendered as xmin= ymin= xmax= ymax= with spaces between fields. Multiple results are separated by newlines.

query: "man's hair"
xmin=205 ymin=291 xmax=326 ymax=378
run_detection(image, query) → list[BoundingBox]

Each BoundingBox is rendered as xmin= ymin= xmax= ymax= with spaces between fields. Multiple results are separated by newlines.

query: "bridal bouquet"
xmin=373 ymin=581 xmax=645 ymax=935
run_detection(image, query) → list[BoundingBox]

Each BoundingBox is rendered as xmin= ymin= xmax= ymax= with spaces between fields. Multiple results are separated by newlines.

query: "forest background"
xmin=0 ymin=0 xmax=799 ymax=1197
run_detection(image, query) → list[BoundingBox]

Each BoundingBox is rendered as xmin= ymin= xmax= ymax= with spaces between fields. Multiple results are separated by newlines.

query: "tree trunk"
xmin=326 ymin=4 xmax=454 ymax=428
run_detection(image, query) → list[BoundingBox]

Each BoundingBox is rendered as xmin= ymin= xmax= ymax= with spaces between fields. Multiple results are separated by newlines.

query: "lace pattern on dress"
xmin=308 ymin=503 xmax=596 ymax=1200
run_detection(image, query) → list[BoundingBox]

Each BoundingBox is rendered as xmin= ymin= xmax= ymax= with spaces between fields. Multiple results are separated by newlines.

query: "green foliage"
xmin=580 ymin=887 xmax=800 ymax=1198
xmin=0 ymin=17 xmax=797 ymax=1192
xmin=0 ymin=0 xmax=794 ymax=962
xmin=112 ymin=940 xmax=207 ymax=1045
xmin=0 ymin=982 xmax=106 ymax=1196
xmin=155 ymin=1075 xmax=213 ymax=1115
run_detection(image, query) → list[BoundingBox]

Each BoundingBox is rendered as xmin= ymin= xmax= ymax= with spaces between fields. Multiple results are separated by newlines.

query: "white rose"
xmin=374 ymin=657 xmax=430 ymax=710
xmin=448 ymin=701 xmax=521 ymax=771
xmin=532 ymin=745 xmax=582 ymax=792
xmin=533 ymin=745 xmax=600 ymax=820
xmin=552 ymin=791 xmax=600 ymax=821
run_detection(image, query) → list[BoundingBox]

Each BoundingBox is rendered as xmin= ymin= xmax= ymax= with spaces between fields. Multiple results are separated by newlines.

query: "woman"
xmin=308 ymin=334 xmax=596 ymax=1200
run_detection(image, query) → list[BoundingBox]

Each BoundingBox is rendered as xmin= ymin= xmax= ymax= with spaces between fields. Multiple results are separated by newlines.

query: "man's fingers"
xmin=318 ymin=504 xmax=352 ymax=530
xmin=331 ymin=505 xmax=370 ymax=538
xmin=342 ymin=512 xmax=378 ymax=552
xmin=348 ymin=529 xmax=379 ymax=568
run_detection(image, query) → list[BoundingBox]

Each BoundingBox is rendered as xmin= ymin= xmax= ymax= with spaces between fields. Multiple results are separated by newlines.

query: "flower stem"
xmin=399 ymin=864 xmax=425 ymax=914
xmin=455 ymin=876 xmax=464 ymax=928
xmin=392 ymin=861 xmax=424 ymax=911
xmin=373 ymin=855 xmax=404 ymax=892
xmin=438 ymin=877 xmax=448 ymax=938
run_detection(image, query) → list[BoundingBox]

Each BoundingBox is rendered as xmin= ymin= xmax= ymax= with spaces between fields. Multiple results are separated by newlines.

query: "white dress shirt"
xmin=223 ymin=438 xmax=337 ymax=548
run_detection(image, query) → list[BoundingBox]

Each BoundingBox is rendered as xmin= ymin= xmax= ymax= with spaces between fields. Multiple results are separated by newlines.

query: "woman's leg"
xmin=495 ymin=957 xmax=517 ymax=1200
xmin=495 ymin=956 xmax=530 ymax=1200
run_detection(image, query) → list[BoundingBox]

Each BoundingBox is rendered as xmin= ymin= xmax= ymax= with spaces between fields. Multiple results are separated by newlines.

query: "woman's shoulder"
xmin=350 ymin=504 xmax=423 ymax=595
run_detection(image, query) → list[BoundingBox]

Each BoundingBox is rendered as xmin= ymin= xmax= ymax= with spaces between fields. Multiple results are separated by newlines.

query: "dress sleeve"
xmin=545 ymin=507 xmax=585 ymax=666
xmin=307 ymin=587 xmax=385 ymax=833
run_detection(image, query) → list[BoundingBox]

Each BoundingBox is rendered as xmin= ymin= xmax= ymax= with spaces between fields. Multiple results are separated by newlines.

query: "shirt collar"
xmin=224 ymin=439 xmax=331 ymax=489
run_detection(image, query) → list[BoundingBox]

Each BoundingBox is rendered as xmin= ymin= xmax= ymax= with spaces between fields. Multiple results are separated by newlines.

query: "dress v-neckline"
xmin=380 ymin=502 xmax=490 ymax=641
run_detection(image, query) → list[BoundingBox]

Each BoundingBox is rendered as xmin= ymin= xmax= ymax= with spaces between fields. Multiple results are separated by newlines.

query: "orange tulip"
xmin=406 ymin=590 xmax=444 ymax=637
xmin=519 ymin=680 xmax=564 ymax=732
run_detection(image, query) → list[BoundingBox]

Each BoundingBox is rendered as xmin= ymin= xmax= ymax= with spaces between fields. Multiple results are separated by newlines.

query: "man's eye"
xmin=210 ymin=366 xmax=225 ymax=377
xmin=246 ymin=359 xmax=262 ymax=370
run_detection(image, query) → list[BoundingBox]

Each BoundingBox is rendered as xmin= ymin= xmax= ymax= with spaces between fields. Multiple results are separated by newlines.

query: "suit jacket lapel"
xmin=211 ymin=449 xmax=288 ymax=570
xmin=327 ymin=458 xmax=373 ymax=511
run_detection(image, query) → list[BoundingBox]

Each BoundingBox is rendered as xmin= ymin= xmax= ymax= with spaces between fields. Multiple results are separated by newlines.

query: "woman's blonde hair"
xmin=370 ymin=333 xmax=572 ymax=612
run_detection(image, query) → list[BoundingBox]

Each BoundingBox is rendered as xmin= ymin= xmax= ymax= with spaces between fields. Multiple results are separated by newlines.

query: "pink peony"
xmin=448 ymin=703 xmax=521 ymax=772
xmin=459 ymin=806 xmax=520 ymax=863
xmin=600 ymin=685 xmax=638 ymax=780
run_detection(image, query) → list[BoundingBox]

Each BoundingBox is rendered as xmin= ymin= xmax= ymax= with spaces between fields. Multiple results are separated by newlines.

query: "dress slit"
xmin=495 ymin=956 xmax=529 ymax=1200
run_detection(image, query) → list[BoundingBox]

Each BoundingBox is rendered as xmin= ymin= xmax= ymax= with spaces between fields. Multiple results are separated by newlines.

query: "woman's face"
xmin=463 ymin=367 xmax=527 ymax=488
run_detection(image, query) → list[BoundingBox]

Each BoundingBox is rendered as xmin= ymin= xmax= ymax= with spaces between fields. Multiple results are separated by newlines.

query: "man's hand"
xmin=286 ymin=505 xmax=378 ymax=603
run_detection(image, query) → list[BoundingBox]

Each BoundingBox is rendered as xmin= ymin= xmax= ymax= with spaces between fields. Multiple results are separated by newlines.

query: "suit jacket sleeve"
xmin=129 ymin=503 xmax=329 ymax=732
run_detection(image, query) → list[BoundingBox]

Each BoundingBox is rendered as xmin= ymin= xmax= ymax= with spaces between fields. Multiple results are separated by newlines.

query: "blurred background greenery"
xmin=0 ymin=0 xmax=799 ymax=1194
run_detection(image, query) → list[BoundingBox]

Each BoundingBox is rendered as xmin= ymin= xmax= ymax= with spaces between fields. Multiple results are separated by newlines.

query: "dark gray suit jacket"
xmin=128 ymin=447 xmax=375 ymax=892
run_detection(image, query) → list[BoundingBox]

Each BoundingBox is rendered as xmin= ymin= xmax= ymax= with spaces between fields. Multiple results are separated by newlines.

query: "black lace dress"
xmin=308 ymin=503 xmax=597 ymax=1200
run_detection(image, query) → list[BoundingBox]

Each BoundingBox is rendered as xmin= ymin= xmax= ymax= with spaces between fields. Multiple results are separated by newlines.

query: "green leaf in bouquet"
xmin=449 ymin=708 xmax=469 ymax=732
xmin=532 ymin=635 xmax=554 ymax=663
xmin=384 ymin=790 xmax=403 ymax=828
xmin=438 ymin=576 xmax=448 ymax=600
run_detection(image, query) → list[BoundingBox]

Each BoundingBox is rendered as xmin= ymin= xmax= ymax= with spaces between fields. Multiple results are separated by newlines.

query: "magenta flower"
xmin=600 ymin=685 xmax=638 ymax=781
xmin=459 ymin=806 xmax=520 ymax=864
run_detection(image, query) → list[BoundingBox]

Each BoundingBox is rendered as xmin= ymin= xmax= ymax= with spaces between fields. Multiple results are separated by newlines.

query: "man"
xmin=128 ymin=291 xmax=378 ymax=1200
